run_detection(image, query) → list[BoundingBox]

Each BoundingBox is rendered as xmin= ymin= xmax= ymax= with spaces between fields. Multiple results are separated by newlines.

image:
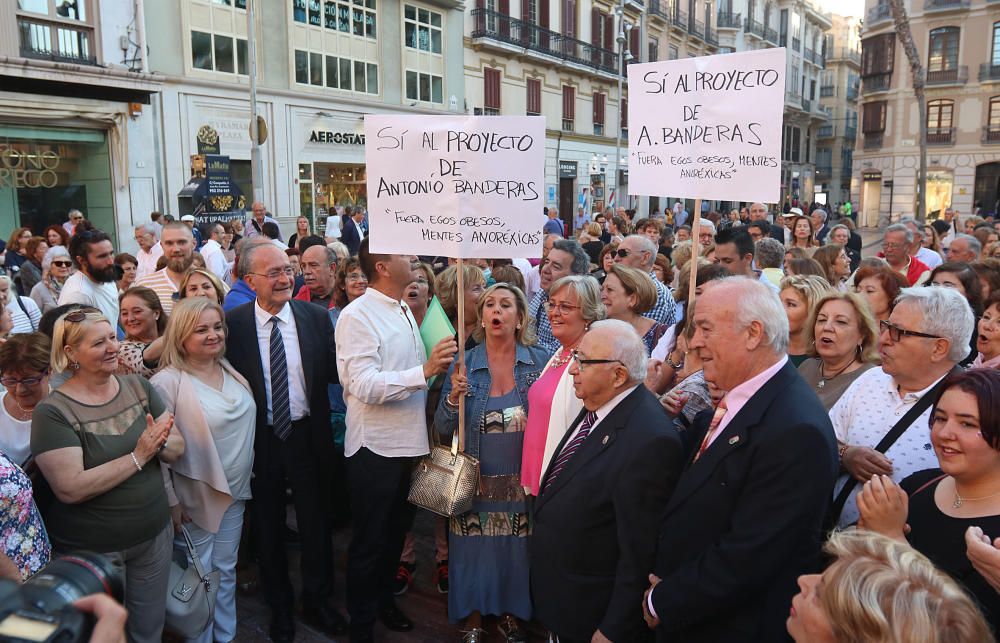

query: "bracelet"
xmin=665 ymin=353 xmax=685 ymax=370
xmin=444 ymin=396 xmax=459 ymax=409
xmin=130 ymin=451 xmax=143 ymax=472
xmin=838 ymin=443 xmax=850 ymax=460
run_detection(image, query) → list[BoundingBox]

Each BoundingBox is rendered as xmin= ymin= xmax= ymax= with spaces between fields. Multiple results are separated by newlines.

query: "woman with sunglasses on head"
xmin=435 ymin=283 xmax=547 ymax=643
xmin=29 ymin=246 xmax=73 ymax=315
xmin=857 ymin=368 xmax=1000 ymax=631
xmin=31 ymin=309 xmax=183 ymax=643
xmin=0 ymin=332 xmax=51 ymax=467
xmin=117 ymin=287 xmax=166 ymax=379
xmin=521 ymin=276 xmax=606 ymax=497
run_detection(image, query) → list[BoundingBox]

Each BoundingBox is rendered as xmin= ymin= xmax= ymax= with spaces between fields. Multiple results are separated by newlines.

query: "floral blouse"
xmin=116 ymin=340 xmax=156 ymax=379
xmin=0 ymin=451 xmax=50 ymax=579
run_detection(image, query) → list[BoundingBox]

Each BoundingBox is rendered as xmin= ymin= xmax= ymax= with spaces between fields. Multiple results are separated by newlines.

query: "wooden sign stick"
xmin=687 ymin=198 xmax=703 ymax=315
xmin=456 ymin=258 xmax=466 ymax=452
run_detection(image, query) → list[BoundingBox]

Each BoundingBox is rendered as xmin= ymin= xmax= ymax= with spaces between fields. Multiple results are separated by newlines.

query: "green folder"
xmin=420 ymin=296 xmax=455 ymax=385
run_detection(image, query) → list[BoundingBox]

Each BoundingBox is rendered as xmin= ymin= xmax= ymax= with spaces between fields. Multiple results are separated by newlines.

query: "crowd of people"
xmin=1 ymin=201 xmax=1000 ymax=643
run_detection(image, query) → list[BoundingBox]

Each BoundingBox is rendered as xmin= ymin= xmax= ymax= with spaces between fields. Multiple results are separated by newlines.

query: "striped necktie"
xmin=269 ymin=316 xmax=292 ymax=440
xmin=694 ymin=397 xmax=728 ymax=463
xmin=543 ymin=411 xmax=598 ymax=493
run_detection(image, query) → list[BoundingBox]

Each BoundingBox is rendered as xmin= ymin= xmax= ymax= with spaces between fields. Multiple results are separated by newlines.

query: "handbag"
xmin=165 ymin=525 xmax=221 ymax=638
xmin=408 ymin=431 xmax=480 ymax=518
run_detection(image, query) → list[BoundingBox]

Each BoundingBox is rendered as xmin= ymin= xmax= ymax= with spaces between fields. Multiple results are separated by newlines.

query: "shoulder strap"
xmin=910 ymin=473 xmax=948 ymax=498
xmin=15 ymin=296 xmax=35 ymax=331
xmin=831 ymin=369 xmax=955 ymax=522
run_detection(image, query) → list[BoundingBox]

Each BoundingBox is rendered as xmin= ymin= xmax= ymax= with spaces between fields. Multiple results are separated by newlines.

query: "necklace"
xmin=550 ymin=347 xmax=574 ymax=368
xmin=954 ymin=485 xmax=1000 ymax=509
xmin=5 ymin=396 xmax=32 ymax=421
xmin=817 ymin=358 xmax=857 ymax=389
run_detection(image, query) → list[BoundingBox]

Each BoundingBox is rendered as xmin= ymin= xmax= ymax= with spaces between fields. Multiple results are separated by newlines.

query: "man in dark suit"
xmin=341 ymin=206 xmax=367 ymax=255
xmin=812 ymin=208 xmax=830 ymax=244
xmin=644 ymin=277 xmax=838 ymax=643
xmin=225 ymin=243 xmax=344 ymax=643
xmin=532 ymin=319 xmax=683 ymax=643
xmin=749 ymin=202 xmax=785 ymax=242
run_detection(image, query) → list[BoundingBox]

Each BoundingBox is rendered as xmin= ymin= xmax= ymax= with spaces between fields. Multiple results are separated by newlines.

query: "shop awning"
xmin=0 ymin=57 xmax=162 ymax=104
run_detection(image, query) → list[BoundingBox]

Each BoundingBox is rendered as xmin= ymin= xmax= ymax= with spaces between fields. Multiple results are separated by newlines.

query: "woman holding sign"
xmin=434 ymin=283 xmax=547 ymax=643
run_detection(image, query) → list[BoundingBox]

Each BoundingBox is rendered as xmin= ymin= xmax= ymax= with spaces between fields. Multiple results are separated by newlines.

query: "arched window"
xmin=927 ymin=99 xmax=954 ymax=143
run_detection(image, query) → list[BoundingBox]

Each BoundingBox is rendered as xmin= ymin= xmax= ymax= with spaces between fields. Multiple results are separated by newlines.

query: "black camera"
xmin=0 ymin=553 xmax=123 ymax=642
xmin=110 ymin=265 xmax=125 ymax=282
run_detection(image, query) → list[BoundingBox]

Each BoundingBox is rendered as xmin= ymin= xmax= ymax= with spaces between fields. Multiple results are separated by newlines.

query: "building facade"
xmin=464 ymin=0 xmax=719 ymax=229
xmin=816 ymin=13 xmax=860 ymax=208
xmin=854 ymin=0 xmax=1000 ymax=227
xmin=144 ymin=0 xmax=465 ymax=248
xmin=0 ymin=0 xmax=162 ymax=248
xmin=716 ymin=0 xmax=830 ymax=206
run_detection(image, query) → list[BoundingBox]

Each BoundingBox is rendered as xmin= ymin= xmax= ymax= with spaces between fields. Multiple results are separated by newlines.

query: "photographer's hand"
xmin=72 ymin=594 xmax=127 ymax=643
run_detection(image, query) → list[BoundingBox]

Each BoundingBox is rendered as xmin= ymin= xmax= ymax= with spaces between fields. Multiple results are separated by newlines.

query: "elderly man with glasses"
xmin=63 ymin=209 xmax=85 ymax=236
xmin=830 ymin=286 xmax=974 ymax=528
xmin=880 ymin=223 xmax=931 ymax=286
xmin=528 ymin=239 xmax=591 ymax=356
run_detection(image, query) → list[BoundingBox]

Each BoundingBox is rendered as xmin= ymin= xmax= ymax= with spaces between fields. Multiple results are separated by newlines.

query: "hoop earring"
xmin=71 ymin=361 xmax=80 ymax=371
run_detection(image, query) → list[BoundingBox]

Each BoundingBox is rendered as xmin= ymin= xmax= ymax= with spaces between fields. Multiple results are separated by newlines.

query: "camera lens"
xmin=20 ymin=553 xmax=123 ymax=613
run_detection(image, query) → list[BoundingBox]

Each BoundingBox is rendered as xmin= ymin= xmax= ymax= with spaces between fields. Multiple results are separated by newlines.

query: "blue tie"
xmin=543 ymin=411 xmax=598 ymax=493
xmin=269 ymin=317 xmax=292 ymax=440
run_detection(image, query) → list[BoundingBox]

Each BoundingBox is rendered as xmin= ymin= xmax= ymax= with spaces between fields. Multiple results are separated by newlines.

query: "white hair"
xmin=134 ymin=222 xmax=158 ymax=237
xmin=42 ymin=245 xmax=71 ymax=273
xmin=884 ymin=223 xmax=914 ymax=244
xmin=624 ymin=235 xmax=658 ymax=270
xmin=716 ymin=276 xmax=789 ymax=355
xmin=699 ymin=218 xmax=717 ymax=235
xmin=589 ymin=319 xmax=648 ymax=382
xmin=895 ymin=287 xmax=975 ymax=363
xmin=811 ymin=209 xmax=828 ymax=223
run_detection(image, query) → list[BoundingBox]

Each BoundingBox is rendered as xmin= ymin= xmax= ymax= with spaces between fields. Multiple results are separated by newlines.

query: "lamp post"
xmin=247 ymin=0 xmax=264 ymax=204
xmin=615 ymin=10 xmax=633 ymax=211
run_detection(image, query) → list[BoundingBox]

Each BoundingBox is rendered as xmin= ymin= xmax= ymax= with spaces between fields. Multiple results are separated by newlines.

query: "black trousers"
xmin=346 ymin=447 xmax=416 ymax=632
xmin=251 ymin=419 xmax=333 ymax=612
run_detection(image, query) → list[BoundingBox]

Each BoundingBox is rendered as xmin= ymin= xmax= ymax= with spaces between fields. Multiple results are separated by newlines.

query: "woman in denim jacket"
xmin=434 ymin=283 xmax=547 ymax=643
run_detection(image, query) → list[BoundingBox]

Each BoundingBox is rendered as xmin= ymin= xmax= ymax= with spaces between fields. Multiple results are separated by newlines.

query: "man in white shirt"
xmin=198 ymin=221 xmax=228 ymax=280
xmin=63 ymin=209 xmax=84 ymax=236
xmin=133 ymin=222 xmax=195 ymax=315
xmin=244 ymin=201 xmax=282 ymax=241
xmin=58 ymin=229 xmax=120 ymax=326
xmin=133 ymin=223 xmax=163 ymax=280
xmin=831 ymin=286 xmax=973 ymax=527
xmin=335 ymin=237 xmax=457 ymax=642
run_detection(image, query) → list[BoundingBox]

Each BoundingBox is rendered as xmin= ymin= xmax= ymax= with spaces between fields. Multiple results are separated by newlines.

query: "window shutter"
xmin=593 ymin=92 xmax=605 ymax=125
xmin=629 ymin=28 xmax=639 ymax=60
xmin=592 ymin=8 xmax=601 ymax=46
xmin=527 ymin=78 xmax=541 ymax=114
xmin=540 ymin=0 xmax=549 ymax=28
xmin=563 ymin=85 xmax=575 ymax=120
xmin=484 ymin=68 xmax=501 ymax=110
xmin=604 ymin=14 xmax=613 ymax=50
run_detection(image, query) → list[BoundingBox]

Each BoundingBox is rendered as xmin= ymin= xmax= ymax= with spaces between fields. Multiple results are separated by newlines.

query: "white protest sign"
xmin=627 ymin=48 xmax=786 ymax=203
xmin=364 ymin=115 xmax=545 ymax=259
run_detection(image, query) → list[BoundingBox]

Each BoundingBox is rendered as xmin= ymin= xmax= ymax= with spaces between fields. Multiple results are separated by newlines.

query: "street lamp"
xmin=615 ymin=15 xmax=632 ymax=211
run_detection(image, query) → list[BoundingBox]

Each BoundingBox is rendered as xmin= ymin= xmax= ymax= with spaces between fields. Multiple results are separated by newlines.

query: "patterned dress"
xmin=0 ymin=450 xmax=50 ymax=579
xmin=448 ymin=390 xmax=532 ymax=622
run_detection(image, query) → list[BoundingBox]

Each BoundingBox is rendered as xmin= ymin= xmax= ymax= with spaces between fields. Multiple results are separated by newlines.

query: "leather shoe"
xmin=303 ymin=604 xmax=349 ymax=636
xmin=269 ymin=610 xmax=295 ymax=643
xmin=377 ymin=604 xmax=414 ymax=632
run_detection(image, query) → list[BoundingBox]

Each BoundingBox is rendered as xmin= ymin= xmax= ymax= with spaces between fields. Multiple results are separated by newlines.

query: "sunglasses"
xmin=615 ymin=249 xmax=631 ymax=258
xmin=51 ymin=261 xmax=73 ymax=268
xmin=60 ymin=307 xmax=100 ymax=324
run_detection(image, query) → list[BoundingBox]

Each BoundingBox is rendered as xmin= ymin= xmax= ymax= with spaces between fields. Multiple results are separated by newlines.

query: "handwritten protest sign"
xmin=627 ymin=48 xmax=786 ymax=203
xmin=364 ymin=115 xmax=545 ymax=259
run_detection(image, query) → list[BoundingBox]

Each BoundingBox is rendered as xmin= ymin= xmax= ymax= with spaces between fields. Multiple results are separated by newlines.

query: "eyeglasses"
xmin=544 ymin=301 xmax=581 ymax=316
xmin=614 ymin=249 xmax=631 ymax=258
xmin=570 ymin=350 xmax=623 ymax=370
xmin=879 ymin=319 xmax=943 ymax=343
xmin=250 ymin=267 xmax=295 ymax=281
xmin=0 ymin=369 xmax=49 ymax=388
xmin=882 ymin=242 xmax=905 ymax=250
xmin=51 ymin=261 xmax=73 ymax=268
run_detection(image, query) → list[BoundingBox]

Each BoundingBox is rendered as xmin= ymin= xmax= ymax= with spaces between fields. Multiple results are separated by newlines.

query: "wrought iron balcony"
xmin=765 ymin=27 xmax=779 ymax=45
xmin=866 ymin=3 xmax=892 ymax=24
xmin=820 ymin=85 xmax=834 ymax=97
xmin=706 ymin=27 xmax=717 ymax=45
xmin=925 ymin=65 xmax=968 ymax=85
xmin=863 ymin=72 xmax=892 ymax=91
xmin=980 ymin=63 xmax=1000 ymax=81
xmin=863 ymin=133 xmax=883 ymax=149
xmin=924 ymin=0 xmax=970 ymax=11
xmin=982 ymin=126 xmax=1000 ymax=143
xmin=717 ymin=11 xmax=741 ymax=29
xmin=818 ymin=125 xmax=834 ymax=138
xmin=18 ymin=17 xmax=97 ymax=65
xmin=689 ymin=18 xmax=705 ymax=40
xmin=649 ymin=0 xmax=670 ymax=21
xmin=801 ymin=98 xmax=812 ymax=112
xmin=792 ymin=37 xmax=801 ymax=51
xmin=471 ymin=9 xmax=617 ymax=75
xmin=926 ymin=127 xmax=955 ymax=145
xmin=744 ymin=17 xmax=764 ymax=39
xmin=845 ymin=126 xmax=857 ymax=141
xmin=673 ymin=9 xmax=688 ymax=31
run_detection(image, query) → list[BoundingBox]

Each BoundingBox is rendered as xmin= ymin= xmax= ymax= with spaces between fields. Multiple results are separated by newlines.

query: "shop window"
xmin=192 ymin=30 xmax=248 ymax=75
xmin=404 ymin=5 xmax=443 ymax=54
xmin=16 ymin=0 xmax=98 ymax=64
xmin=293 ymin=0 xmax=376 ymax=40
xmin=406 ymin=70 xmax=444 ymax=103
xmin=296 ymin=50 xmax=378 ymax=94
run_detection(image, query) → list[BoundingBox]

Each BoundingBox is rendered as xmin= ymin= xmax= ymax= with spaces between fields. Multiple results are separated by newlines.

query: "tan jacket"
xmin=152 ymin=361 xmax=255 ymax=533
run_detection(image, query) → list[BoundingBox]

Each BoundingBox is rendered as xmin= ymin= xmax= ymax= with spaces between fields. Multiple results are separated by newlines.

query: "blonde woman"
xmin=436 ymin=264 xmax=486 ymax=347
xmin=600 ymin=264 xmax=664 ymax=352
xmin=780 ymin=275 xmax=836 ymax=367
xmin=787 ymin=529 xmax=993 ymax=642
xmin=152 ymin=297 xmax=255 ymax=643
xmin=31 ymin=310 xmax=181 ymax=643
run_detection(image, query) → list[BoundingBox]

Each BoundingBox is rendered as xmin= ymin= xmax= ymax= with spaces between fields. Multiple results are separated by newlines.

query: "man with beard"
xmin=58 ymin=229 xmax=120 ymax=326
xmin=134 ymin=222 xmax=195 ymax=314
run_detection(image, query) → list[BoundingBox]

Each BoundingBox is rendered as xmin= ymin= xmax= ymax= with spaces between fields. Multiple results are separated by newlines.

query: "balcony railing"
xmin=17 ymin=17 xmax=97 ymax=65
xmin=649 ymin=0 xmax=670 ymax=21
xmin=706 ymin=27 xmax=717 ymax=45
xmin=801 ymin=98 xmax=812 ymax=112
xmin=744 ymin=17 xmax=765 ymax=38
xmin=471 ymin=9 xmax=617 ymax=75
xmin=924 ymin=0 xmax=970 ymax=11
xmin=690 ymin=18 xmax=705 ymax=39
xmin=867 ymin=3 xmax=892 ymax=24
xmin=820 ymin=85 xmax=834 ymax=97
xmin=818 ymin=125 xmax=834 ymax=137
xmin=785 ymin=90 xmax=801 ymax=106
xmin=927 ymin=126 xmax=955 ymax=145
xmin=980 ymin=63 xmax=1000 ymax=81
xmin=864 ymin=133 xmax=884 ymax=149
xmin=847 ymin=86 xmax=859 ymax=101
xmin=673 ymin=10 xmax=688 ymax=31
xmin=816 ymin=163 xmax=833 ymax=176
xmin=717 ymin=11 xmax=741 ymax=29
xmin=863 ymin=72 xmax=892 ymax=91
xmin=829 ymin=47 xmax=861 ymax=65
xmin=804 ymin=47 xmax=815 ymax=64
xmin=765 ymin=27 xmax=779 ymax=45
xmin=845 ymin=126 xmax=857 ymax=141
xmin=982 ymin=126 xmax=1000 ymax=143
xmin=925 ymin=65 xmax=968 ymax=85
xmin=792 ymin=37 xmax=801 ymax=51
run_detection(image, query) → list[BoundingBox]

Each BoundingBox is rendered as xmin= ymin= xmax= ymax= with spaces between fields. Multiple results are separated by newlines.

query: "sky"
xmin=819 ymin=0 xmax=865 ymax=17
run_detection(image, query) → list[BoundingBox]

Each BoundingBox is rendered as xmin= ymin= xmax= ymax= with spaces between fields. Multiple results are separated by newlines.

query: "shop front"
xmin=0 ymin=124 xmax=115 ymax=239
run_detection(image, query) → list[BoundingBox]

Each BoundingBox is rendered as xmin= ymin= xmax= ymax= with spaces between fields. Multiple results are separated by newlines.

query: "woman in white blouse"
xmin=151 ymin=297 xmax=255 ymax=643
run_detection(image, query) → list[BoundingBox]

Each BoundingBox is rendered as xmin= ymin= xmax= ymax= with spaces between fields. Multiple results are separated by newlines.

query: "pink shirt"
xmin=520 ymin=361 xmax=571 ymax=496
xmin=705 ymin=355 xmax=788 ymax=451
